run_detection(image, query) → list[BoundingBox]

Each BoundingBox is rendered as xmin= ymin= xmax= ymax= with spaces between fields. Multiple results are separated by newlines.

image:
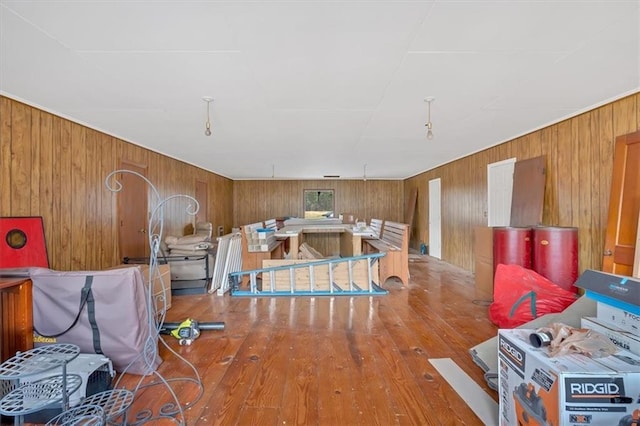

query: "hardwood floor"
xmin=119 ymin=255 xmax=499 ymax=425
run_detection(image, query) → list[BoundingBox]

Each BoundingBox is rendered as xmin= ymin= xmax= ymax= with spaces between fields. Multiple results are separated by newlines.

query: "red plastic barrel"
xmin=493 ymin=227 xmax=533 ymax=271
xmin=532 ymin=226 xmax=579 ymax=293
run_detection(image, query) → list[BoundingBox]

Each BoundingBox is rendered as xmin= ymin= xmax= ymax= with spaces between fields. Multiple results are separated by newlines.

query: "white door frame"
xmin=428 ymin=178 xmax=442 ymax=259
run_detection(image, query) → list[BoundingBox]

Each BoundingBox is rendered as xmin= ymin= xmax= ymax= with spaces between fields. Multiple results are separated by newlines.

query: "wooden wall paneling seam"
xmin=86 ymin=129 xmax=99 ymax=269
xmin=99 ymin=136 xmax=115 ymax=269
xmin=543 ymin=125 xmax=559 ymax=225
xmin=556 ymin=120 xmax=573 ymax=226
xmin=569 ymin=119 xmax=580 ymax=228
xmin=59 ymin=119 xmax=72 ymax=270
xmin=577 ymin=113 xmax=593 ymax=273
xmin=39 ymin=112 xmax=54 ymax=263
xmin=588 ymin=110 xmax=603 ymax=271
xmin=516 ymin=136 xmax=528 ymax=160
xmin=1 ymin=97 xmax=12 ymax=216
xmin=30 ymin=108 xmax=41 ymax=216
xmin=50 ymin=115 xmax=61 ymax=267
xmin=12 ymin=102 xmax=30 ymax=216
xmin=70 ymin=124 xmax=87 ymax=270
xmin=598 ymin=104 xmax=615 ymax=271
xmin=613 ymin=95 xmax=637 ymax=136
xmin=528 ymin=131 xmax=543 ymax=158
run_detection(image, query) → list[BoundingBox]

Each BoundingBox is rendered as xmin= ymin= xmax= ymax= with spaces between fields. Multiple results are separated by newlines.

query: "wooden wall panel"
xmin=58 ymin=119 xmax=73 ymax=270
xmin=540 ymin=125 xmax=558 ymax=225
xmin=29 ymin=109 xmax=41 ymax=215
xmin=11 ymin=102 xmax=30 ymax=216
xmin=39 ymin=112 xmax=54 ymax=253
xmin=406 ymin=92 xmax=640 ymax=274
xmin=0 ymin=96 xmax=233 ymax=271
xmin=613 ymin=96 xmax=637 ymax=135
xmin=556 ymin=121 xmax=573 ymax=225
xmin=0 ymin=98 xmax=11 ymax=216
xmin=233 ymin=179 xmax=403 ymax=227
xmin=70 ymin=124 xmax=87 ymax=270
xmin=5 ymin=91 xmax=639 ymax=275
xmin=99 ymin=136 xmax=117 ymax=268
xmin=209 ymin=171 xmax=234 ymax=236
xmin=575 ymin=114 xmax=591 ymax=272
xmin=85 ymin=129 xmax=99 ymax=271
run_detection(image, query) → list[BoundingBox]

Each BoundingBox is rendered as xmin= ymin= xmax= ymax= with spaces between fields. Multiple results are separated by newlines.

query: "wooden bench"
xmin=363 ymin=220 xmax=409 ymax=285
xmin=369 ymin=218 xmax=383 ymax=238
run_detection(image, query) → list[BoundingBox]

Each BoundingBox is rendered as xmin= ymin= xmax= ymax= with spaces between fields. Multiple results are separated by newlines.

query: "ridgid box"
xmin=498 ymin=329 xmax=640 ymax=426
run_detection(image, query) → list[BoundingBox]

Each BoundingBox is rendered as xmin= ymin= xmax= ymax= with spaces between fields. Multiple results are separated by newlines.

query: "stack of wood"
xmin=299 ymin=242 xmax=324 ymax=259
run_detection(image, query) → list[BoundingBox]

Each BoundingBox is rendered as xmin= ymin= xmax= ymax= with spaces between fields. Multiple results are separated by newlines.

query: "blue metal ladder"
xmin=228 ymin=252 xmax=387 ymax=297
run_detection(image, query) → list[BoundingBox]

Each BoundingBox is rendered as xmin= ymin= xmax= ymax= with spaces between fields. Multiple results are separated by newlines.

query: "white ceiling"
xmin=1 ymin=1 xmax=639 ymax=180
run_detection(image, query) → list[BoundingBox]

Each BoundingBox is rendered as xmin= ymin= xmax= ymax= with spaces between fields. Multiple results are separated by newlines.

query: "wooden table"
xmin=0 ymin=277 xmax=33 ymax=362
xmin=275 ymin=225 xmax=376 ymax=259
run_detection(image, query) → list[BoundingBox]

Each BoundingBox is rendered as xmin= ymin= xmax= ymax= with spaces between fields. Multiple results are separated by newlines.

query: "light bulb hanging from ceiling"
xmin=424 ymin=97 xmax=435 ymax=140
xmin=203 ymin=97 xmax=213 ymax=136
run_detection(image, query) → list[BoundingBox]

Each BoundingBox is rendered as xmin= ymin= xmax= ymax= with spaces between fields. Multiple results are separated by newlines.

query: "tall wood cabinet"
xmin=0 ymin=277 xmax=33 ymax=362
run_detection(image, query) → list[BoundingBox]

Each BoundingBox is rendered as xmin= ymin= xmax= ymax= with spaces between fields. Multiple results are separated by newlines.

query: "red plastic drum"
xmin=493 ymin=227 xmax=533 ymax=271
xmin=532 ymin=226 xmax=579 ymax=293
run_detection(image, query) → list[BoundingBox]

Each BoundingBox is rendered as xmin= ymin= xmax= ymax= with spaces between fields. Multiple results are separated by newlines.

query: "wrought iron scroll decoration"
xmin=105 ymin=170 xmax=204 ymax=425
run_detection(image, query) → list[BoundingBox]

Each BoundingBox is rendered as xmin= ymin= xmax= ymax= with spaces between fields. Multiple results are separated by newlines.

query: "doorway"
xmin=603 ymin=130 xmax=640 ymax=275
xmin=117 ymin=162 xmax=149 ymax=260
xmin=487 ymin=158 xmax=516 ymax=226
xmin=428 ymin=178 xmax=442 ymax=259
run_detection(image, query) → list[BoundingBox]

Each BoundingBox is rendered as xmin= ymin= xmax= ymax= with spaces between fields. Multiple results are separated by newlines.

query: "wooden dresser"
xmin=0 ymin=277 xmax=33 ymax=362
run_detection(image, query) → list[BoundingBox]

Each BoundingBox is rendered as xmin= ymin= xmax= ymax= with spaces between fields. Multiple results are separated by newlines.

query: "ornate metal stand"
xmin=45 ymin=404 xmax=105 ymax=425
xmin=0 ymin=344 xmax=81 ymax=425
xmin=102 ymin=170 xmax=206 ymax=425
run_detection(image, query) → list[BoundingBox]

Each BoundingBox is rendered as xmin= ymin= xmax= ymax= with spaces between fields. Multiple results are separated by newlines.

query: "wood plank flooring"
xmin=118 ymin=255 xmax=499 ymax=425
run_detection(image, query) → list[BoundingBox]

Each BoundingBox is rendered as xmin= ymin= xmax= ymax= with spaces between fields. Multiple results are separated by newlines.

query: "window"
xmin=303 ymin=190 xmax=334 ymax=219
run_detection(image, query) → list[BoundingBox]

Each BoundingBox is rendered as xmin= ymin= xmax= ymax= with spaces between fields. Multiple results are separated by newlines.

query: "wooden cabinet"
xmin=0 ymin=277 xmax=33 ymax=362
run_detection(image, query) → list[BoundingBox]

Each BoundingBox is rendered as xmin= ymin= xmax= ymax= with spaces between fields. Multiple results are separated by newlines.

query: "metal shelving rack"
xmin=0 ymin=344 xmax=81 ymax=425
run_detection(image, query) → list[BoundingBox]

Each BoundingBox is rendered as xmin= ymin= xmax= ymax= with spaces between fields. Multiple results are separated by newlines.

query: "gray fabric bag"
xmin=31 ymin=267 xmax=161 ymax=375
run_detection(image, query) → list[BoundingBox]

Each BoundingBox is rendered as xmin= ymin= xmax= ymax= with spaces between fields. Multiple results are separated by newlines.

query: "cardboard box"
xmin=498 ymin=329 xmax=640 ymax=426
xmin=474 ymin=226 xmax=494 ymax=262
xmin=581 ymin=316 xmax=640 ymax=355
xmin=575 ymin=270 xmax=640 ymax=310
xmin=144 ymin=264 xmax=172 ymax=312
xmin=596 ymin=302 xmax=640 ymax=336
xmin=113 ymin=264 xmax=171 ymax=313
xmin=475 ymin=259 xmax=494 ymax=296
xmin=474 ymin=226 xmax=494 ymax=295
